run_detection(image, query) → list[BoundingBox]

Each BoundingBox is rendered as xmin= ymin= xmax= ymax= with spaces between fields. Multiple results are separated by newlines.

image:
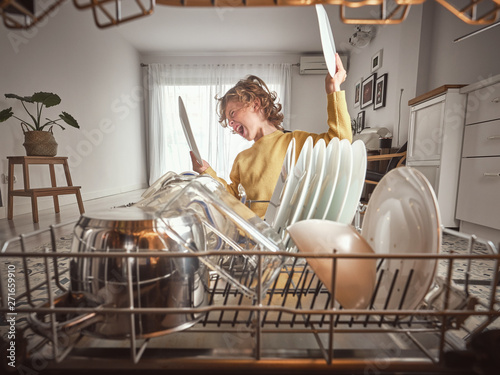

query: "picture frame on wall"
xmin=356 ymin=111 xmax=365 ymax=133
xmin=371 ymin=49 xmax=383 ymax=72
xmin=354 ymin=78 xmax=362 ymax=107
xmin=374 ymin=73 xmax=388 ymax=110
xmin=361 ymin=74 xmax=376 ymax=109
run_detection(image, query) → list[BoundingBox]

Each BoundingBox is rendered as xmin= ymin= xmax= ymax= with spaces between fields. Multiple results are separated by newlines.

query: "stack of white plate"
xmin=266 ymin=136 xmax=367 ymax=236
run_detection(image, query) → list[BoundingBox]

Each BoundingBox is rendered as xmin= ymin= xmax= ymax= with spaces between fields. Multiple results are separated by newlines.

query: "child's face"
xmin=225 ymin=99 xmax=260 ymax=141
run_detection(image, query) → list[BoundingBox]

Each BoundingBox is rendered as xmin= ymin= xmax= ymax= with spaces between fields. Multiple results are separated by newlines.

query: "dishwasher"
xmin=1 ymin=177 xmax=499 ymax=375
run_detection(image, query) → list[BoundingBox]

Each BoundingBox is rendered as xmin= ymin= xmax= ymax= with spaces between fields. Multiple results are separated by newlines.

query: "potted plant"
xmin=0 ymin=92 xmax=79 ymax=156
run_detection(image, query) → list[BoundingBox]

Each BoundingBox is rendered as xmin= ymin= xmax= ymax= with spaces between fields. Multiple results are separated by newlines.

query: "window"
xmin=146 ymin=63 xmax=291 ymax=185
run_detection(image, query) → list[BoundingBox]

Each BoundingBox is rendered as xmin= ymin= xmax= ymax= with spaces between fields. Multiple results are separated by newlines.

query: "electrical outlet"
xmin=1 ymin=174 xmax=16 ymax=184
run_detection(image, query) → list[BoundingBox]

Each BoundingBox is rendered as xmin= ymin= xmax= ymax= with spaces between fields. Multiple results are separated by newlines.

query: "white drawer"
xmin=462 ymin=120 xmax=500 ymax=157
xmin=465 ymin=81 xmax=500 ymax=125
xmin=456 ymin=156 xmax=500 ymax=230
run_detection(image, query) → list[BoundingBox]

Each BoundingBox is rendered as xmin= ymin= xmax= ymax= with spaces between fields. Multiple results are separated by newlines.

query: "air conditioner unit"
xmin=299 ymin=54 xmax=349 ymax=75
xmin=300 ymin=56 xmax=327 ymax=75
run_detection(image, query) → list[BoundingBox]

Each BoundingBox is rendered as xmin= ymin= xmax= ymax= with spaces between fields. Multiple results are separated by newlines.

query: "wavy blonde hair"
xmin=216 ymin=75 xmax=284 ymax=130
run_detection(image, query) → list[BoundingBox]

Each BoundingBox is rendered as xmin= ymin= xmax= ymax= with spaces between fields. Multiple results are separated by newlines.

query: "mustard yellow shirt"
xmin=204 ymin=91 xmax=352 ymax=218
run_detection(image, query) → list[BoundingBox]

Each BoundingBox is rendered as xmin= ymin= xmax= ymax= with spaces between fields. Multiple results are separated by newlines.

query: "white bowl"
xmin=288 ymin=220 xmax=376 ymax=309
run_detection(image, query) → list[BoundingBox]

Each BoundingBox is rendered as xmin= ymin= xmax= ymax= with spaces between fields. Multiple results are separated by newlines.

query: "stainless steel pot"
xmin=29 ymin=207 xmax=210 ymax=340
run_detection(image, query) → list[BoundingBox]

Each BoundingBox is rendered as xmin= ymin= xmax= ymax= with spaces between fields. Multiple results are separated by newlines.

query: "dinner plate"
xmin=273 ymin=137 xmax=313 ymax=234
xmin=287 ymin=137 xmax=315 ymax=227
xmin=337 ymin=140 xmax=367 ymax=224
xmin=315 ymin=4 xmax=337 ymax=77
xmin=314 ymin=138 xmax=341 ymax=219
xmin=301 ymin=139 xmax=326 ymax=220
xmin=324 ymin=139 xmax=352 ymax=221
xmin=361 ymin=167 xmax=442 ymax=311
xmin=178 ymin=96 xmax=203 ymax=164
xmin=265 ymin=138 xmax=296 ymax=226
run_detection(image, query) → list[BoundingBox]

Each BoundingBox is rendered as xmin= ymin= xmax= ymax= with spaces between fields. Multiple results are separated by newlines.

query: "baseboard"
xmin=0 ymin=183 xmax=147 ymax=220
xmin=80 ymin=183 xmax=147 ymax=202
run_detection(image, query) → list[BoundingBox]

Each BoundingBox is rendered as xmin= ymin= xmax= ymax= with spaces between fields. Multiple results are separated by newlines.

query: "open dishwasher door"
xmin=1 ymin=175 xmax=499 ymax=375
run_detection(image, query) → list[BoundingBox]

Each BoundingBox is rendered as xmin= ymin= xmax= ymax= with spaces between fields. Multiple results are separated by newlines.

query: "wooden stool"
xmin=7 ymin=156 xmax=85 ymax=223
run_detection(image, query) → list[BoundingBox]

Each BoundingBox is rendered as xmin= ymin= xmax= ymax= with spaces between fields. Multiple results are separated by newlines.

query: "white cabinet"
xmin=456 ymin=75 xmax=500 ymax=244
xmin=457 ymin=156 xmax=500 ymax=228
xmin=407 ymin=85 xmax=466 ymax=228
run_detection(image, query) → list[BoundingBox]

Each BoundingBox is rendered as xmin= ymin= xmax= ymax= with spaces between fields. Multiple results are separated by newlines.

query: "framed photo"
xmin=371 ymin=49 xmax=383 ymax=72
xmin=361 ymin=74 xmax=376 ymax=109
xmin=354 ymin=78 xmax=362 ymax=108
xmin=356 ymin=111 xmax=365 ymax=133
xmin=374 ymin=73 xmax=388 ymax=110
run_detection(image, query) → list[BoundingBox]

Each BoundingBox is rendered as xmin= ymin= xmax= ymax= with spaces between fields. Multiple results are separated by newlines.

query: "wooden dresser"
xmin=456 ymin=74 xmax=500 ymax=245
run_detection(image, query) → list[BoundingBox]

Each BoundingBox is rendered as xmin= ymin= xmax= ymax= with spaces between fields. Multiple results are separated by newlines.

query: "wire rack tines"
xmin=0 ymin=225 xmax=499 ymax=370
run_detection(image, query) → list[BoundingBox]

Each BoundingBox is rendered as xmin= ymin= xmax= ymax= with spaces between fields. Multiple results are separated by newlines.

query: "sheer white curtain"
xmin=146 ymin=63 xmax=291 ymax=185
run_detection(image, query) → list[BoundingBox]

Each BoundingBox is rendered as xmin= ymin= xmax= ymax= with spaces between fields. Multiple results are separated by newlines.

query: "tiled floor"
xmin=437 ymin=231 xmax=500 ymax=333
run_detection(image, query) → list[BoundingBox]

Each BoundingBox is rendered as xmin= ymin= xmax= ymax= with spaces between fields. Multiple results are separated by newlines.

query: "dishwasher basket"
xmin=1 ymin=218 xmax=499 ymax=375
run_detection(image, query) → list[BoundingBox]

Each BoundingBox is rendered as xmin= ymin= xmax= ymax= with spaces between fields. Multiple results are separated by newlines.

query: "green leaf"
xmin=59 ymin=112 xmax=79 ymax=128
xmin=31 ymin=92 xmax=61 ymax=108
xmin=5 ymin=93 xmax=34 ymax=103
xmin=0 ymin=107 xmax=14 ymax=122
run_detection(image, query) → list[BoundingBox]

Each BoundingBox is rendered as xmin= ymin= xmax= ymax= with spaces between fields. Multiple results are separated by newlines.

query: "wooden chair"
xmin=365 ymin=142 xmax=407 ymax=185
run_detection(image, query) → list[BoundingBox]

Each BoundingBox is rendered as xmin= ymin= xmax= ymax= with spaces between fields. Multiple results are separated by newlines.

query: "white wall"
xmin=421 ymin=1 xmax=500 ymax=91
xmin=344 ymin=7 xmax=424 ymax=148
xmin=290 ymin=73 xmax=332 ymax=134
xmin=342 ymin=2 xmax=500 ymax=148
xmin=0 ymin=3 xmax=147 ymax=218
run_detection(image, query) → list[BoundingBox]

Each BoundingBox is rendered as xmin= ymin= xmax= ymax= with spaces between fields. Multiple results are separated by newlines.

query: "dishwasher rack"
xmin=1 ymin=221 xmax=499 ymax=374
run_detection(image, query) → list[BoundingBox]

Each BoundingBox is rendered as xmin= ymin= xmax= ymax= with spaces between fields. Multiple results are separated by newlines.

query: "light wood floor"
xmin=0 ymin=189 xmax=145 ymax=248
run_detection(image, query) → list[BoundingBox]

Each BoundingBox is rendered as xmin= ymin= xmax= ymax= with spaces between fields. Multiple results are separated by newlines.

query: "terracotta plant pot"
xmin=23 ymin=130 xmax=58 ymax=156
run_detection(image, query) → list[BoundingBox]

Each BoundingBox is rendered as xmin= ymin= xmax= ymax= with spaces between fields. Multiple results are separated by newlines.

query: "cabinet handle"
xmin=484 ymin=172 xmax=500 ymax=177
xmin=493 ymin=97 xmax=500 ymax=103
xmin=487 ymin=135 xmax=500 ymax=140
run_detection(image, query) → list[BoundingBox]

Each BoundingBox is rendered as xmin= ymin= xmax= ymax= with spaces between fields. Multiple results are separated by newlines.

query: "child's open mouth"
xmin=233 ymin=123 xmax=245 ymax=138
